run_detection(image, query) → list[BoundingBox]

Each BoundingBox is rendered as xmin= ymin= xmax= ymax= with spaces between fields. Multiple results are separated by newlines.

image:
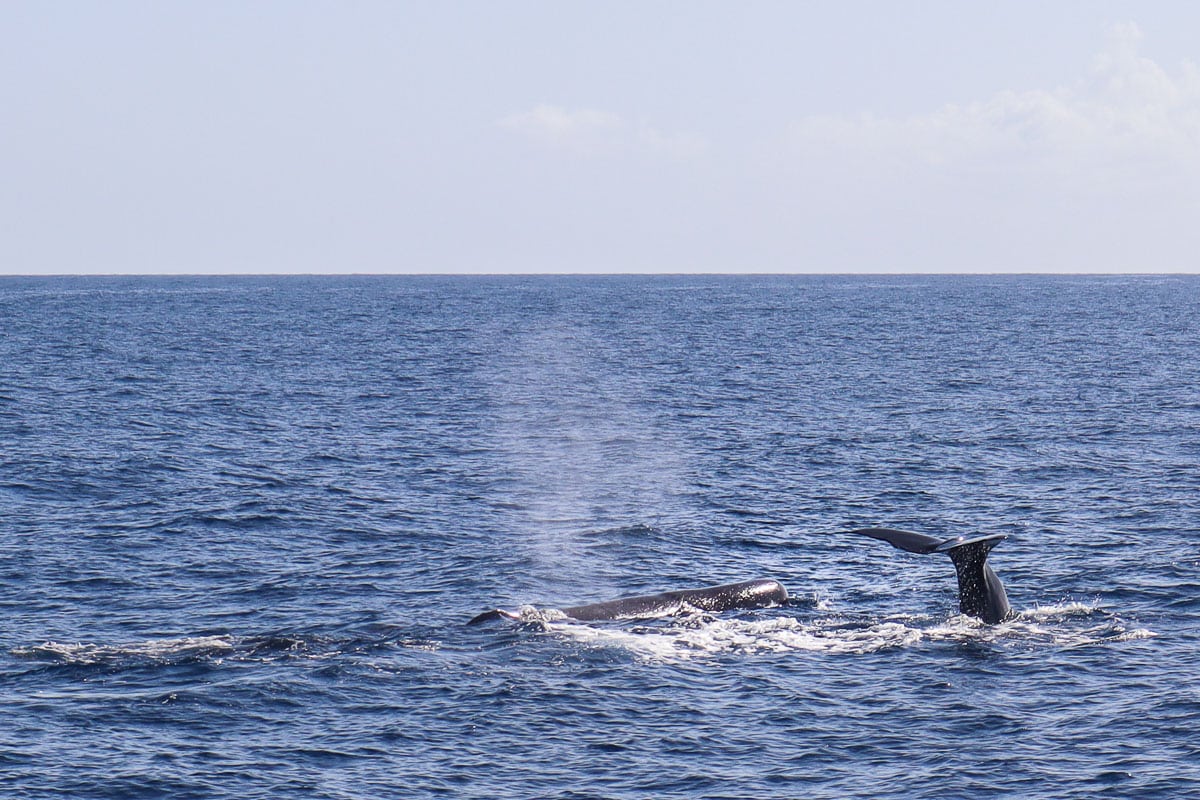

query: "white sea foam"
xmin=14 ymin=635 xmax=236 ymax=665
xmin=11 ymin=632 xmax=341 ymax=666
xmin=539 ymin=603 xmax=1156 ymax=662
xmin=1020 ymin=600 xmax=1104 ymax=620
xmin=516 ymin=605 xmax=569 ymax=623
xmin=545 ymin=615 xmax=929 ymax=660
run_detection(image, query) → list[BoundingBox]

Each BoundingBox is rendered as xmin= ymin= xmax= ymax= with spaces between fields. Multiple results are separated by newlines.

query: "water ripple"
xmin=2 ymin=275 xmax=1199 ymax=799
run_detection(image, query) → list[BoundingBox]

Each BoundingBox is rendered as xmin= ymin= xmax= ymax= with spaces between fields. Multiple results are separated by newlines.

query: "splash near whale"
xmin=468 ymin=528 xmax=1012 ymax=626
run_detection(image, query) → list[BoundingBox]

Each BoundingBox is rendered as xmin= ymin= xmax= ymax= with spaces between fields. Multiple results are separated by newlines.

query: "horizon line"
xmin=2 ymin=271 xmax=1198 ymax=279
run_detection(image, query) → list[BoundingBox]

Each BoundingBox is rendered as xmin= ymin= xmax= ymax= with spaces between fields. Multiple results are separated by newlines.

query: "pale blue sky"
xmin=3 ymin=2 xmax=1198 ymax=274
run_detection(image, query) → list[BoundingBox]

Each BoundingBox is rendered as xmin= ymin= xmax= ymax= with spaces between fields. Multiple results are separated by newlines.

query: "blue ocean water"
xmin=1 ymin=274 xmax=1197 ymax=799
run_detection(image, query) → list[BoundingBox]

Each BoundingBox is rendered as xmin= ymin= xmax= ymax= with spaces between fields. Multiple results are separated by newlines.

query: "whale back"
xmin=468 ymin=578 xmax=788 ymax=625
xmin=563 ymin=578 xmax=788 ymax=621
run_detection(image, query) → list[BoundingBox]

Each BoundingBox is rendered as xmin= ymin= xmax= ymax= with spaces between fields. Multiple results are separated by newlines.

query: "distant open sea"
xmin=1 ymin=274 xmax=1198 ymax=799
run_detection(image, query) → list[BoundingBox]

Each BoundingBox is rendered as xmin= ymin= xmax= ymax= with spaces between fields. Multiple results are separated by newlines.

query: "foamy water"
xmin=515 ymin=601 xmax=1155 ymax=662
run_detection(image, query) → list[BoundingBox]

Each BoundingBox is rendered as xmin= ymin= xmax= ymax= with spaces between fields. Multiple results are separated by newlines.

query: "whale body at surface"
xmin=468 ymin=527 xmax=1013 ymax=626
xmin=467 ymin=578 xmax=787 ymax=626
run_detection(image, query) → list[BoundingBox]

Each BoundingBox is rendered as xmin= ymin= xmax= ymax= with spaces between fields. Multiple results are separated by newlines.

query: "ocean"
xmin=1 ymin=274 xmax=1197 ymax=799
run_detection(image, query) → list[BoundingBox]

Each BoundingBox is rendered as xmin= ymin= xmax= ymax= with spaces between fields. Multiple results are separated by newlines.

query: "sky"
xmin=3 ymin=2 xmax=1199 ymax=274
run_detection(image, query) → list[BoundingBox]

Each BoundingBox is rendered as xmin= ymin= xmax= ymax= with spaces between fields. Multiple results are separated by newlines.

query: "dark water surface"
xmin=1 ymin=275 xmax=1197 ymax=798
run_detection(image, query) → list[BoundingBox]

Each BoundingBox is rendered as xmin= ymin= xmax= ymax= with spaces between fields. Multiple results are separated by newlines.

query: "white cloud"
xmin=786 ymin=23 xmax=1200 ymax=186
xmin=499 ymin=105 xmax=623 ymax=154
xmin=487 ymin=26 xmax=1198 ymax=273
xmin=499 ymin=104 xmax=706 ymax=159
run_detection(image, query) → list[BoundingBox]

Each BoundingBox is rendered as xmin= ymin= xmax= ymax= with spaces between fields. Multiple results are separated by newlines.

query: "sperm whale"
xmin=467 ymin=578 xmax=788 ymax=626
xmin=468 ymin=527 xmax=1012 ymax=625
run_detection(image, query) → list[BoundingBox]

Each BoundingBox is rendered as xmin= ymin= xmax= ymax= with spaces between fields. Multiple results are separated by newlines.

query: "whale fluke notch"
xmin=849 ymin=527 xmax=1012 ymax=624
xmin=467 ymin=578 xmax=788 ymax=625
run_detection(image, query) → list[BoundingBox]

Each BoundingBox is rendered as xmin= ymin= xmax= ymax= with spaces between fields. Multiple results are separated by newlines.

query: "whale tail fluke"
xmin=848 ymin=527 xmax=943 ymax=554
xmin=849 ymin=528 xmax=1012 ymax=624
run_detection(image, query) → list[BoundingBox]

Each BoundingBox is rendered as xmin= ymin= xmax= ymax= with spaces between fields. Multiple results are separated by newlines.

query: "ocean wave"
xmin=13 ymin=636 xmax=238 ymax=666
xmin=11 ymin=626 xmax=440 ymax=671
xmin=10 ymin=633 xmax=337 ymax=668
